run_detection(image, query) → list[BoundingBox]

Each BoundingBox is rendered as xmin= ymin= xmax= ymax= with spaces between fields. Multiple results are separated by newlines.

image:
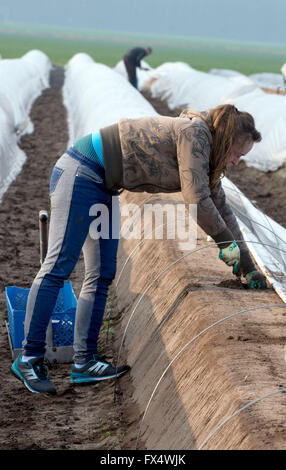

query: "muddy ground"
xmin=0 ymin=68 xmax=285 ymax=450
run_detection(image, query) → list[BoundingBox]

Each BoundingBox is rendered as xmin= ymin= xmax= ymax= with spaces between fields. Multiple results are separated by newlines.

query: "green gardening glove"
xmin=245 ymin=270 xmax=267 ymax=289
xmin=232 ymin=261 xmax=241 ymax=276
xmin=219 ymin=241 xmax=240 ymax=269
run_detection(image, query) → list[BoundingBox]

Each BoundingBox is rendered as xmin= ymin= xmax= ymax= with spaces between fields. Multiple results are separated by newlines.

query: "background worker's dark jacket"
xmin=124 ymin=47 xmax=148 ymax=67
xmin=100 ymin=113 xmax=255 ymax=274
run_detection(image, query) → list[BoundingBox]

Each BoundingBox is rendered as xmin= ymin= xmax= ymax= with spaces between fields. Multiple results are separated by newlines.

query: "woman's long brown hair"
xmin=207 ymin=104 xmax=262 ymax=190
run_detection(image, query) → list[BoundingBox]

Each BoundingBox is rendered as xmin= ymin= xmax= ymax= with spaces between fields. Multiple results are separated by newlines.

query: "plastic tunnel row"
xmin=0 ymin=50 xmax=52 ymax=201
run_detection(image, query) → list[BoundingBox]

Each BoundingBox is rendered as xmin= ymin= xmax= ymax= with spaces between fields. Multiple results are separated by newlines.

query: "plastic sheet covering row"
xmin=65 ymin=53 xmax=286 ymax=303
xmin=211 ymin=68 xmax=285 ymax=91
xmin=115 ymin=60 xmax=286 ymax=172
xmin=222 ymin=177 xmax=286 ymax=303
xmin=0 ymin=50 xmax=52 ymax=201
xmin=63 ymin=53 xmax=157 ymax=145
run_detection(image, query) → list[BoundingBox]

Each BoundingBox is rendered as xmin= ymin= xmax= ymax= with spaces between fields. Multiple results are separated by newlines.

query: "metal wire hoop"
xmin=135 ymin=303 xmax=286 ymax=449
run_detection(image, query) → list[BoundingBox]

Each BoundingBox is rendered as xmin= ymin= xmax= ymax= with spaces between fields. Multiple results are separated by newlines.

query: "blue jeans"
xmin=23 ymin=148 xmax=120 ymax=363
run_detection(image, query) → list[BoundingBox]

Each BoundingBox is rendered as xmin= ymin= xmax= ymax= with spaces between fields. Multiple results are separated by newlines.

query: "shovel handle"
xmin=39 ymin=210 xmax=49 ymax=264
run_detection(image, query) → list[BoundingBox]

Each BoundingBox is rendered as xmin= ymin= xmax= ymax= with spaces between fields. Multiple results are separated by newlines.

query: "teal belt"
xmin=92 ymin=130 xmax=104 ymax=167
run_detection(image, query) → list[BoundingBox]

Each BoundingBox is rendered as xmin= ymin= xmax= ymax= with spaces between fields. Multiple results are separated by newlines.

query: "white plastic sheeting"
xmin=151 ymin=66 xmax=257 ymax=111
xmin=210 ymin=68 xmax=248 ymax=80
xmin=222 ymin=177 xmax=286 ymax=303
xmin=64 ymin=53 xmax=157 ymax=145
xmin=64 ymin=53 xmax=285 ymax=303
xmin=0 ymin=108 xmax=26 ymax=203
xmin=249 ymin=73 xmax=284 ymax=91
xmin=281 ymin=63 xmax=286 ymax=81
xmin=0 ymin=50 xmax=51 ymax=135
xmin=211 ymin=68 xmax=285 ymax=91
xmin=0 ymin=50 xmax=52 ymax=201
xmin=226 ymin=88 xmax=286 ymax=171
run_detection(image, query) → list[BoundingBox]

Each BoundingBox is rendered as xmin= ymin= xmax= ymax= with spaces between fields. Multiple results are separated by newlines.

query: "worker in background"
xmin=123 ymin=46 xmax=152 ymax=89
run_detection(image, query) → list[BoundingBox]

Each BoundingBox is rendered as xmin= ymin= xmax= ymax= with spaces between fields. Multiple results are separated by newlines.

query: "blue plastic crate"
xmin=5 ymin=282 xmax=77 ymax=350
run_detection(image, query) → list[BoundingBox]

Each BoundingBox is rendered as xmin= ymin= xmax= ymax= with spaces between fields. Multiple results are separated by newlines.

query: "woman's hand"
xmin=245 ymin=270 xmax=267 ymax=289
xmin=219 ymin=241 xmax=240 ymax=270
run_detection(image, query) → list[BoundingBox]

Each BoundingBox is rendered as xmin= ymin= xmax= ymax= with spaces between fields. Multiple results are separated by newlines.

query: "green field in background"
xmin=0 ymin=23 xmax=285 ymax=75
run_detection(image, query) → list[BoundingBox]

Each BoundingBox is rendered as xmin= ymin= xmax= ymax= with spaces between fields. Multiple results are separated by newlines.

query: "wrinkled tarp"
xmin=64 ymin=53 xmax=157 ymax=145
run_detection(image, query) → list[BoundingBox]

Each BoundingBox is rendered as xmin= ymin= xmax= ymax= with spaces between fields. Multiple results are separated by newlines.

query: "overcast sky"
xmin=0 ymin=0 xmax=285 ymax=44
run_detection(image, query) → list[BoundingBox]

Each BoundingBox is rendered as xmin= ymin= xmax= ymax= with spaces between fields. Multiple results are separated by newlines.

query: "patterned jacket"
xmin=100 ymin=113 xmax=255 ymax=274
